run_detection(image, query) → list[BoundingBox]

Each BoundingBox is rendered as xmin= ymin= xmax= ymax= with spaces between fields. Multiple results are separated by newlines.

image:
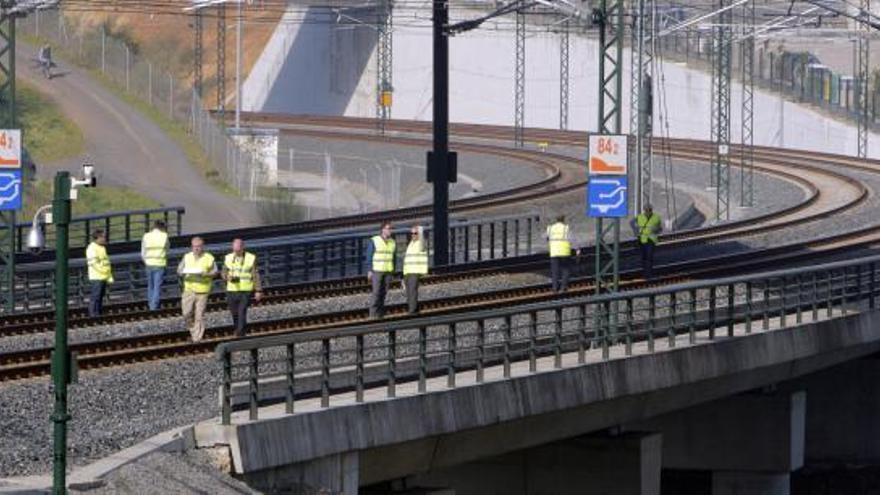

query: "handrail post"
xmin=578 ymin=304 xmax=587 ymax=363
xmin=726 ymin=283 xmax=734 ymax=337
xmin=528 ymin=311 xmax=537 ymax=372
xmin=709 ymin=286 xmax=717 ymax=339
xmin=625 ymin=298 xmax=634 ymax=355
xmin=476 ymin=319 xmax=485 ymax=382
xmin=554 ymin=308 xmax=562 ymax=368
xmin=503 ymin=316 xmax=512 ymax=378
xmin=647 ymin=294 xmax=656 ymax=352
xmin=321 ymin=338 xmax=330 ymax=408
xmin=689 ymin=288 xmax=697 ymax=344
xmin=221 ymin=349 xmax=232 ymax=425
xmin=356 ymin=335 xmax=365 ymax=402
xmin=447 ymin=324 xmax=456 ymax=388
xmin=249 ymin=349 xmax=259 ymax=421
xmin=418 ymin=327 xmax=427 ymax=393
xmin=668 ymin=292 xmax=677 ymax=348
xmin=745 ymin=281 xmax=753 ymax=333
xmin=285 ymin=344 xmax=295 ymax=415
xmin=387 ymin=330 xmax=396 ymax=398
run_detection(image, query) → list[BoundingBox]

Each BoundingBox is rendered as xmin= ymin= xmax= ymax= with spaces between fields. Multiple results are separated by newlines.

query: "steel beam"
xmin=595 ymin=0 xmax=623 ymax=294
xmin=559 ymin=19 xmax=569 ymax=130
xmin=740 ymin=0 xmax=755 ymax=207
xmin=376 ymin=0 xmax=393 ymax=134
xmin=217 ymin=2 xmax=226 ymax=115
xmin=857 ymin=0 xmax=870 ymax=158
xmin=711 ymin=0 xmax=732 ymax=221
xmin=0 ymin=9 xmax=14 ymax=313
xmin=514 ymin=9 xmax=526 ymax=147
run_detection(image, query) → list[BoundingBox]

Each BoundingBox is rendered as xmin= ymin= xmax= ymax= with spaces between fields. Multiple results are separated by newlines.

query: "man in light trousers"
xmin=177 ymin=237 xmax=217 ymax=341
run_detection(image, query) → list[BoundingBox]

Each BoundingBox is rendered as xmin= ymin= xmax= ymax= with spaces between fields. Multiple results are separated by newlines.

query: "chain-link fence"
xmin=20 ymin=8 xmax=270 ymax=200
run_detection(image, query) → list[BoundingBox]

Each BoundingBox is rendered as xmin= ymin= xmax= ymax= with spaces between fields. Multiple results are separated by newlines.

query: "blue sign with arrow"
xmin=0 ymin=170 xmax=22 ymax=211
xmin=587 ymin=176 xmax=628 ymax=218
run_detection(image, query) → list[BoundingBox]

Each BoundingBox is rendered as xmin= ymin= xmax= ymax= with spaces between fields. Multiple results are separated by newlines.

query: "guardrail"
xmin=14 ymin=206 xmax=185 ymax=253
xmin=7 ymin=213 xmax=539 ymax=312
xmin=216 ymin=255 xmax=880 ymax=425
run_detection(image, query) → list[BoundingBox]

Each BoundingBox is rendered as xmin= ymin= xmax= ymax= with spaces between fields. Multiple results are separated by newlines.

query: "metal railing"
xmin=216 ymin=255 xmax=880 ymax=425
xmin=14 ymin=206 xmax=185 ymax=253
xmin=8 ymin=214 xmax=539 ymax=312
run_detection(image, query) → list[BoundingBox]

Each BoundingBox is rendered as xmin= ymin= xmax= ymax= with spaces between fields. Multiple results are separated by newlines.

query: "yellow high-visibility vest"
xmin=183 ymin=252 xmax=215 ymax=294
xmin=636 ymin=213 xmax=662 ymax=244
xmin=403 ymin=240 xmax=429 ymax=276
xmin=371 ymin=236 xmax=396 ymax=273
xmin=142 ymin=230 xmax=168 ymax=267
xmin=86 ymin=242 xmax=113 ymax=282
xmin=547 ymin=222 xmax=572 ymax=258
xmin=224 ymin=252 xmax=256 ymax=292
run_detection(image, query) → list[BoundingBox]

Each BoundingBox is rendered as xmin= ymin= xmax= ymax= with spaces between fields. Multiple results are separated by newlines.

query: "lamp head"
xmin=26 ymin=224 xmax=45 ymax=253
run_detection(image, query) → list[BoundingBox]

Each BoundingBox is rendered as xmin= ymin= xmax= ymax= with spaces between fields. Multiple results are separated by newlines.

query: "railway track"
xmin=2 ymin=118 xmax=877 ymax=382
xmin=0 ymin=153 xmax=861 ymax=339
xmin=1 ymin=225 xmax=878 ymax=383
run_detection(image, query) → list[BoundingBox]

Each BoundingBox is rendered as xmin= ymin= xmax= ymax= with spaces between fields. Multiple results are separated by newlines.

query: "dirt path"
xmin=17 ymin=43 xmax=258 ymax=233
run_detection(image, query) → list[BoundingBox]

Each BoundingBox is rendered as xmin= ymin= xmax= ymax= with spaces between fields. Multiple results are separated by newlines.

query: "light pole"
xmin=27 ymin=164 xmax=97 ymax=495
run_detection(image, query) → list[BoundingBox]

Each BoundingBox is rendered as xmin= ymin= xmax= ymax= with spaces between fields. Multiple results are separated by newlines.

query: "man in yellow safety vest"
xmin=86 ymin=229 xmax=113 ymax=317
xmin=545 ymin=215 xmax=579 ymax=293
xmin=367 ymin=221 xmax=396 ymax=318
xmin=402 ymin=224 xmax=428 ymax=314
xmin=630 ymin=204 xmax=663 ymax=279
xmin=141 ymin=220 xmax=169 ymax=311
xmin=177 ymin=236 xmax=217 ymax=342
xmin=222 ymin=238 xmax=263 ymax=337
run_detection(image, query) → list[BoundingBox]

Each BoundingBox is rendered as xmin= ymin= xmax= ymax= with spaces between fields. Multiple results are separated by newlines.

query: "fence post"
xmin=101 ymin=25 xmax=106 ymax=74
xmin=169 ymin=74 xmax=174 ymax=118
xmin=125 ymin=44 xmax=131 ymax=92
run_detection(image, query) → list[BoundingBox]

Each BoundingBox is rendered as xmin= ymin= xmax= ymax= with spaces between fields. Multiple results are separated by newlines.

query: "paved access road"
xmin=17 ymin=43 xmax=258 ymax=232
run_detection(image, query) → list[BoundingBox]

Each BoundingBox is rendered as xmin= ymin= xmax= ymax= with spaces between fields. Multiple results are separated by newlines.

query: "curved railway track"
xmin=2 ymin=118 xmax=878 ymax=382
xmin=0 ymin=149 xmax=863 ymax=338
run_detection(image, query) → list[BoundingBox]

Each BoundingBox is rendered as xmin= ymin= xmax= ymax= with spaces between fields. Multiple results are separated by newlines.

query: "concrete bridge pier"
xmin=782 ymin=356 xmax=880 ymax=464
xmin=397 ymin=431 xmax=662 ymax=495
xmin=628 ymin=391 xmax=806 ymax=495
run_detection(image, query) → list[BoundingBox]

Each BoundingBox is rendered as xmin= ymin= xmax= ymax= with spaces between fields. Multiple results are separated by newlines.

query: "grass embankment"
xmin=18 ymin=81 xmax=159 ymax=218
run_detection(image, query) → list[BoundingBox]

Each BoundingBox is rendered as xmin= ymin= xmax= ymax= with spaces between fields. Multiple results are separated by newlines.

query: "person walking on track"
xmin=86 ymin=229 xmax=113 ymax=317
xmin=367 ymin=221 xmax=396 ymax=318
xmin=222 ymin=238 xmax=262 ymax=337
xmin=402 ymin=224 xmax=429 ymax=314
xmin=630 ymin=204 xmax=663 ymax=280
xmin=141 ymin=220 xmax=169 ymax=311
xmin=177 ymin=237 xmax=216 ymax=342
xmin=546 ymin=215 xmax=578 ymax=293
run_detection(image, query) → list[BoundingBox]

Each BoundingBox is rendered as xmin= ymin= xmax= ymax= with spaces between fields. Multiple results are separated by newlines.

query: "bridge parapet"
xmin=200 ymin=255 xmax=880 ymax=488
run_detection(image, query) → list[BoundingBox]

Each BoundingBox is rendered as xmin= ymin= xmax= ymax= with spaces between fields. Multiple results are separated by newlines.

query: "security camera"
xmin=72 ymin=161 xmax=97 ymax=188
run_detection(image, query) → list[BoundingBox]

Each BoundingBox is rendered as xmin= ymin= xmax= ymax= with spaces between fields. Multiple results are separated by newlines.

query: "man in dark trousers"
xmin=545 ymin=215 xmax=579 ymax=293
xmin=366 ymin=222 xmax=396 ymax=318
xmin=222 ymin=238 xmax=262 ymax=337
xmin=630 ymin=204 xmax=663 ymax=279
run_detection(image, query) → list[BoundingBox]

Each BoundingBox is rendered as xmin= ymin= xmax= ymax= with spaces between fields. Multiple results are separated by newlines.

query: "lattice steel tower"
xmin=630 ymin=0 xmax=654 ymax=212
xmin=711 ymin=0 xmax=732 ymax=221
xmin=514 ymin=9 xmax=526 ymax=147
xmin=0 ymin=5 xmax=15 ymax=312
xmin=857 ymin=0 xmax=870 ymax=158
xmin=740 ymin=0 xmax=755 ymax=207
xmin=376 ymin=0 xmax=393 ymax=134
xmin=594 ymin=0 xmax=623 ymax=294
xmin=559 ymin=19 xmax=569 ymax=130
